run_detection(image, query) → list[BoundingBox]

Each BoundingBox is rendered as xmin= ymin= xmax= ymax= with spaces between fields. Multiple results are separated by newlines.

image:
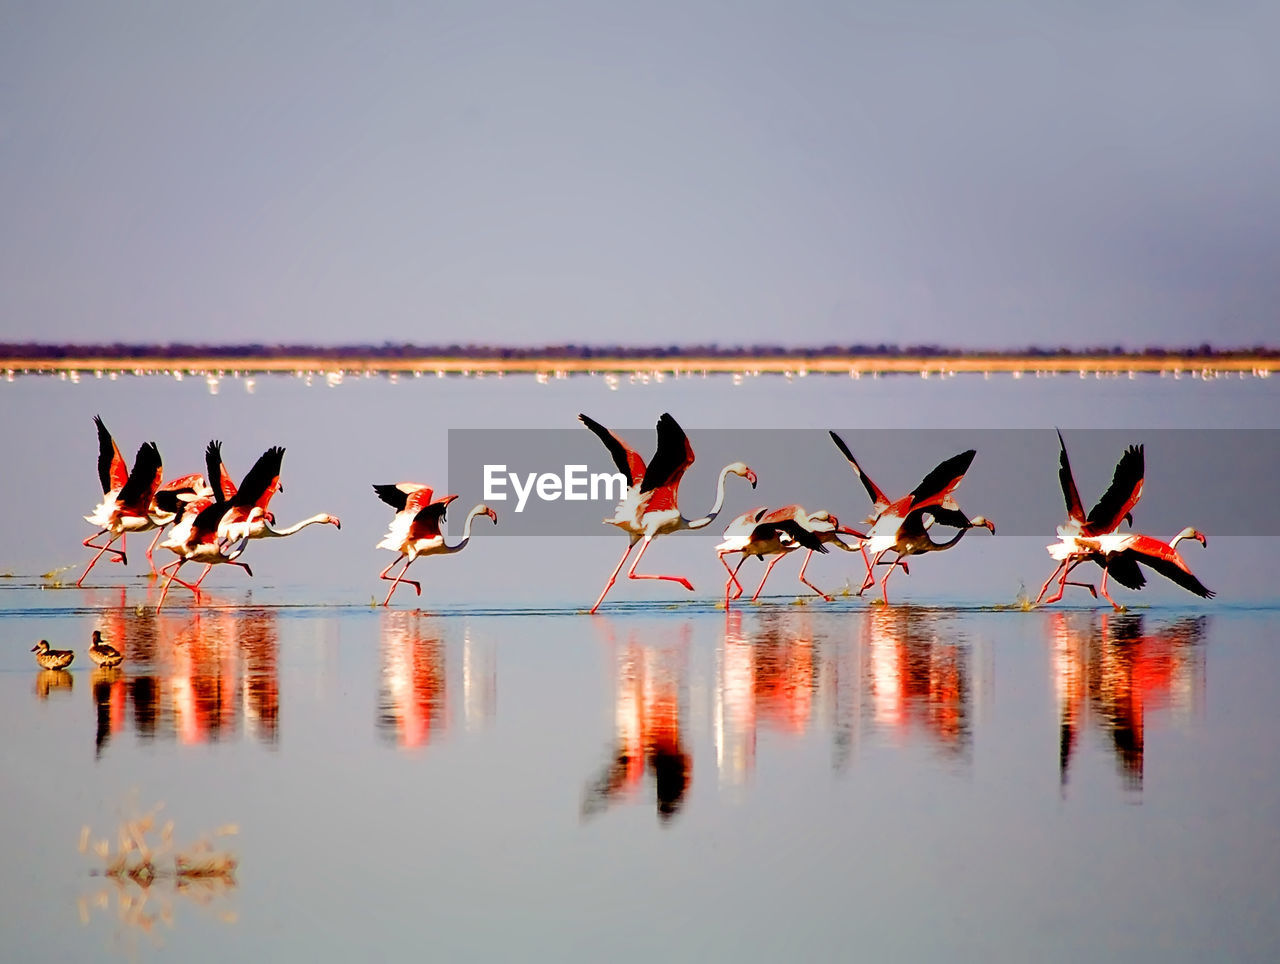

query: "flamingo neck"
xmin=260 ymin=514 xmax=334 ymax=537
xmin=444 ymin=506 xmax=486 ymax=553
xmin=684 ymin=464 xmax=736 ymax=530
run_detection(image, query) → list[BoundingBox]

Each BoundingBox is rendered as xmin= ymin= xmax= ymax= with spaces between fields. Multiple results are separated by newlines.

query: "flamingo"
xmin=373 ymin=483 xmax=498 ymax=606
xmin=747 ymin=506 xmax=863 ymax=602
xmin=716 ymin=506 xmax=861 ymax=605
xmin=205 ymin=441 xmax=339 ymax=543
xmin=580 ymin=412 xmax=757 ymax=613
xmin=1066 ymin=527 xmax=1212 ymax=610
xmin=79 ymin=417 xmax=210 ymax=584
xmin=1035 ymin=430 xmax=1145 ymax=606
xmin=828 ymin=432 xmax=994 ymax=604
xmin=79 ymin=436 xmax=163 ymax=587
xmin=154 ymin=445 xmax=288 ymax=609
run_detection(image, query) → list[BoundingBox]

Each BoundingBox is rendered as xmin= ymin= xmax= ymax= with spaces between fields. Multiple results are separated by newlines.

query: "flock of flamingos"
xmin=69 ymin=411 xmax=1213 ymax=619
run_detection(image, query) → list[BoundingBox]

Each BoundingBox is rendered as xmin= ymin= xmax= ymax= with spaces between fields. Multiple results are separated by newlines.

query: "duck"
xmin=31 ymin=640 xmax=74 ymax=670
xmin=87 ymin=630 xmax=124 ymax=668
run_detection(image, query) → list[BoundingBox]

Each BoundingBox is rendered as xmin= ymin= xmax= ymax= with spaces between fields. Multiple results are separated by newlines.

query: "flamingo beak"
xmin=746 ymin=469 xmax=758 ymax=489
xmin=487 ymin=508 xmax=498 ymax=524
xmin=1197 ymin=531 xmax=1207 ymax=547
xmin=333 ymin=517 xmax=342 ymax=530
xmin=986 ymin=519 xmax=997 ymax=534
xmin=1124 ymin=512 xmax=1133 ymax=527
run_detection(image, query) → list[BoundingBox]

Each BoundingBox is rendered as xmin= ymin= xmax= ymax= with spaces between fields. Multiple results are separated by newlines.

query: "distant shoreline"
xmin=3 ymin=352 xmax=1276 ymax=376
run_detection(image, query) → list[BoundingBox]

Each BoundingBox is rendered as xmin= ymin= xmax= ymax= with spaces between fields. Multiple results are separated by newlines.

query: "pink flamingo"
xmin=829 ymin=433 xmax=994 ymax=604
xmin=580 ymin=412 xmax=756 ymax=613
xmin=374 ymin=483 xmax=497 ymax=606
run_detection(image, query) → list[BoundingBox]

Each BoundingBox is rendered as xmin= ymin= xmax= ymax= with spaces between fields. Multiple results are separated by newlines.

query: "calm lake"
xmin=1 ymin=371 xmax=1277 ymax=960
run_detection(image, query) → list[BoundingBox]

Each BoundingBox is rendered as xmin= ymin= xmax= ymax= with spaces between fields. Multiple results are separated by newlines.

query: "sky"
xmin=1 ymin=1 xmax=1278 ymax=349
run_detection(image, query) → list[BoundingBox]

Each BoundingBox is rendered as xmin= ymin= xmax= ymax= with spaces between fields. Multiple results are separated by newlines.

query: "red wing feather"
xmin=640 ymin=412 xmax=694 ymax=495
xmin=908 ymin=450 xmax=977 ymax=513
xmin=828 ymin=431 xmax=891 ymax=513
xmin=410 ymin=495 xmax=458 ymax=539
xmin=1084 ymin=444 xmax=1144 ymax=535
xmin=1055 ymin=430 xmax=1085 ymax=524
xmin=94 ymin=416 xmax=128 ymax=494
xmin=117 ymin=442 xmax=163 ymax=511
xmin=1117 ymin=534 xmax=1213 ymax=598
xmin=579 ymin=414 xmax=647 ymax=485
xmin=229 ymin=446 xmax=285 ymax=511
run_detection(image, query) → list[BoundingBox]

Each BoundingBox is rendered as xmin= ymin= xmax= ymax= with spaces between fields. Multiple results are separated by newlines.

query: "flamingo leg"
xmin=798 ymin=549 xmax=833 ymax=601
xmin=732 ymin=555 xmax=747 ymax=601
xmin=751 ymin=553 xmax=787 ymax=602
xmin=879 ymin=552 xmax=909 ymax=605
xmin=155 ymin=560 xmax=187 ymax=611
xmin=859 ymin=550 xmax=889 ymax=594
xmin=144 ymin=526 xmax=167 ymax=576
xmin=590 ymin=539 xmax=639 ymax=614
xmin=1034 ymin=562 xmax=1068 ymax=605
xmin=627 ymin=536 xmax=694 ymax=592
xmin=1040 ymin=558 xmax=1098 ymax=606
xmin=381 ymin=555 xmax=420 ymax=606
xmin=719 ymin=552 xmax=745 ymax=604
xmin=1098 ymin=565 xmax=1122 ymax=611
xmin=77 ymin=531 xmax=129 ymax=587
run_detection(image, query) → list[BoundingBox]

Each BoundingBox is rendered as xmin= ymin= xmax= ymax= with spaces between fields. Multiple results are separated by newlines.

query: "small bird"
xmin=87 ymin=630 xmax=124 ymax=668
xmin=32 ymin=640 xmax=74 ymax=670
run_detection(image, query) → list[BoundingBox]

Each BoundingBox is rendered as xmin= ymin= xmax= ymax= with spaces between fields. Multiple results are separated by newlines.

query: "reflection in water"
xmin=715 ymin=611 xmax=819 ymax=787
xmin=462 ymin=629 xmax=497 ymax=733
xmin=74 ymin=606 xmax=281 ymax=755
xmin=378 ymin=611 xmax=447 ymax=748
xmin=1052 ymin=612 xmax=1206 ymax=796
xmin=36 ymin=669 xmax=74 ymax=700
xmin=92 ymin=668 xmax=126 ymax=758
xmin=862 ymin=608 xmax=972 ymax=760
xmin=79 ymin=799 xmax=238 ymax=955
xmin=584 ymin=623 xmax=692 ymax=823
xmin=715 ymin=607 xmax=975 ymax=787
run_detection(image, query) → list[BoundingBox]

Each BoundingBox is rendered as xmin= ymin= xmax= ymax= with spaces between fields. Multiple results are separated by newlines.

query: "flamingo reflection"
xmin=1051 ymin=611 xmax=1206 ymax=795
xmin=80 ymin=605 xmax=281 ymax=754
xmin=378 ymin=611 xmax=448 ymax=748
xmin=714 ymin=610 xmax=820 ymax=788
xmin=861 ymin=607 xmax=972 ymax=759
xmin=583 ymin=623 xmax=692 ymax=822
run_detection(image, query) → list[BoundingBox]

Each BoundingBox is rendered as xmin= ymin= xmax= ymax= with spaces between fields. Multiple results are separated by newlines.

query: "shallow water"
xmin=1 ymin=373 xmax=1277 ymax=959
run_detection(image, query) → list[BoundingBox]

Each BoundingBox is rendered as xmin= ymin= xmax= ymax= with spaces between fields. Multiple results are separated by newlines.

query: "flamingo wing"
xmin=640 ymin=412 xmax=694 ymax=494
xmin=373 ymin=483 xmax=436 ymax=515
xmin=1085 ymin=444 xmax=1144 ymax=535
xmin=94 ymin=415 xmax=128 ymax=494
xmin=191 ymin=497 xmax=235 ymax=537
xmin=760 ymin=505 xmax=803 ymax=523
xmin=922 ymin=505 xmax=978 ymax=530
xmin=153 ymin=487 xmax=194 ymax=516
xmin=1102 ymin=552 xmax=1146 ymax=590
xmin=829 ymin=431 xmax=891 ymax=513
xmin=411 ymin=495 xmax=457 ymax=538
xmin=579 ymin=414 xmax=647 ymax=485
xmin=1055 ymin=429 xmax=1085 ymax=524
xmin=205 ymin=440 xmax=237 ymax=501
xmin=117 ymin=443 xmax=163 ymax=511
xmin=908 ymin=450 xmax=977 ymax=512
xmin=1118 ymin=534 xmax=1214 ymax=598
xmin=753 ymin=519 xmax=828 ymax=552
xmin=230 ymin=446 xmax=285 ymax=510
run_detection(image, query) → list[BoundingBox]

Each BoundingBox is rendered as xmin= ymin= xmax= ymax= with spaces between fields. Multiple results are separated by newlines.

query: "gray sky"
xmin=2 ymin=1 xmax=1277 ymax=348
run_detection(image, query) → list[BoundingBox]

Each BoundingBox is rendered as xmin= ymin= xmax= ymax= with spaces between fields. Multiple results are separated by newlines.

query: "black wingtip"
xmin=828 ymin=430 xmax=855 ymax=463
